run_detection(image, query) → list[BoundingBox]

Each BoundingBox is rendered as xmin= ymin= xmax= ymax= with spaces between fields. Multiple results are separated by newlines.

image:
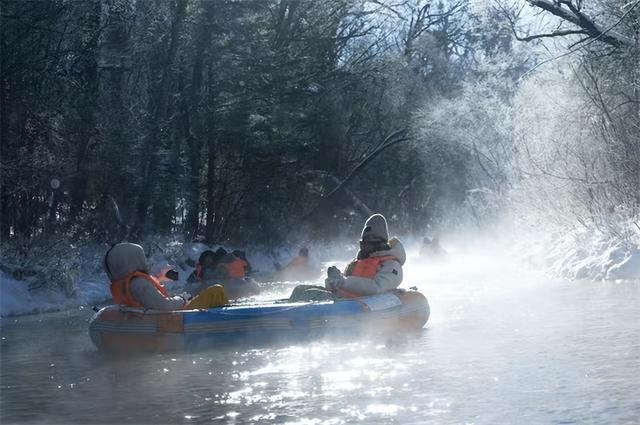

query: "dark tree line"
xmin=1 ymin=0 xmax=526 ymax=248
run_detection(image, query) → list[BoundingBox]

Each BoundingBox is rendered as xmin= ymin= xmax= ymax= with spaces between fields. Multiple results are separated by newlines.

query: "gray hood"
xmin=105 ymin=242 xmax=149 ymax=281
xmin=370 ymin=237 xmax=406 ymax=265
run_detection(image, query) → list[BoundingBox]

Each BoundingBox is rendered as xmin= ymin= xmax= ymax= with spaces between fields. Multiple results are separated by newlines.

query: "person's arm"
xmin=340 ymin=259 xmax=403 ymax=296
xmin=130 ymin=278 xmax=186 ymax=310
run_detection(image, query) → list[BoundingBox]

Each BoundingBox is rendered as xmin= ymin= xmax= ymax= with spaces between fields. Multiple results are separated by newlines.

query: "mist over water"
xmin=2 ymin=247 xmax=638 ymax=424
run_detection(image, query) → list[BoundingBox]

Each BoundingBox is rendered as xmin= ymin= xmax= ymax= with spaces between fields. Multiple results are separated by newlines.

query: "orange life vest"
xmin=110 ymin=271 xmax=169 ymax=308
xmin=222 ymin=258 xmax=248 ymax=279
xmin=338 ymin=255 xmax=399 ymax=299
xmin=346 ymin=255 xmax=398 ymax=279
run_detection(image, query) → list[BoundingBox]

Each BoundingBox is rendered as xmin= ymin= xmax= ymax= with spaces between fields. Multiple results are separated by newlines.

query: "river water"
xmin=1 ymin=253 xmax=639 ymax=424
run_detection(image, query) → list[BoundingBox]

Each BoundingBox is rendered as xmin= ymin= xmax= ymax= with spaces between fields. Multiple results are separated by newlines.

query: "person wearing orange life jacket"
xmin=212 ymin=250 xmax=260 ymax=299
xmin=187 ymin=248 xmax=226 ymax=284
xmin=325 ymin=213 xmax=405 ymax=298
xmin=214 ymin=250 xmax=251 ymax=279
xmin=288 ymin=213 xmax=405 ymax=302
xmin=185 ymin=247 xmax=228 ymax=296
xmin=105 ymin=242 xmax=228 ymax=310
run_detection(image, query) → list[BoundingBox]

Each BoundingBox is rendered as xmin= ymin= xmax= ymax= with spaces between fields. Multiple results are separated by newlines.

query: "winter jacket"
xmin=339 ymin=237 xmax=405 ymax=296
xmin=105 ymin=243 xmax=186 ymax=310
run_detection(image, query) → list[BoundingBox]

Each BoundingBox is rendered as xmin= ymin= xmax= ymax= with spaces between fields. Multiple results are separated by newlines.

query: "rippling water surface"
xmin=2 ymin=254 xmax=639 ymax=424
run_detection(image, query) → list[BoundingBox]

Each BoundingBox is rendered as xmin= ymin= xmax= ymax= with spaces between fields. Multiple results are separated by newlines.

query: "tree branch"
xmin=301 ymin=129 xmax=411 ymax=220
xmin=526 ymin=0 xmax=628 ymax=47
xmin=323 ymin=130 xmax=410 ymax=201
xmin=514 ymin=28 xmax=587 ymax=42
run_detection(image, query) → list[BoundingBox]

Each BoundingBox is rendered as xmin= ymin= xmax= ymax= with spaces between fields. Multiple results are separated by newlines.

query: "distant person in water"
xmin=419 ymin=236 xmax=447 ymax=258
xmin=289 ymin=214 xmax=406 ymax=301
xmin=105 ymin=243 xmax=228 ymax=310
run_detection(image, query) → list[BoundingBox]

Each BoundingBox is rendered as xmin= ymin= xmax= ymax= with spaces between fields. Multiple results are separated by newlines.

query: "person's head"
xmin=359 ymin=214 xmax=390 ymax=256
xmin=232 ymin=250 xmax=246 ymax=260
xmin=299 ymin=247 xmax=309 ymax=257
xmin=214 ymin=247 xmax=227 ymax=257
xmin=198 ymin=250 xmax=217 ymax=268
xmin=104 ymin=242 xmax=149 ymax=281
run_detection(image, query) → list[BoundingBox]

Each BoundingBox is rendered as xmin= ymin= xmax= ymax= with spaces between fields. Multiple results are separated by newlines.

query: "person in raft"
xmin=214 ymin=250 xmax=252 ymax=280
xmin=186 ymin=247 xmax=227 ymax=283
xmin=210 ymin=249 xmax=260 ymax=299
xmin=105 ymin=242 xmax=228 ymax=310
xmin=283 ymin=246 xmax=309 ymax=270
xmin=289 ymin=213 xmax=405 ymax=301
xmin=419 ymin=236 xmax=447 ymax=258
xmin=276 ymin=247 xmax=310 ymax=271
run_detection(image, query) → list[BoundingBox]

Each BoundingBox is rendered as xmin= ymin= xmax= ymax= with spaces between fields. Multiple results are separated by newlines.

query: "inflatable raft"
xmin=89 ymin=290 xmax=430 ymax=352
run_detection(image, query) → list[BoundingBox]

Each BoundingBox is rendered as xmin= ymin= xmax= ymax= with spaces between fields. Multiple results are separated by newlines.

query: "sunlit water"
xmin=2 ymin=254 xmax=639 ymax=424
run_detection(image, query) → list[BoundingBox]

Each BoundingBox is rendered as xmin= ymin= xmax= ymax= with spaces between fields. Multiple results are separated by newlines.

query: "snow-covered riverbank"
xmin=523 ymin=228 xmax=640 ymax=281
xmin=0 ymin=272 xmax=110 ymax=317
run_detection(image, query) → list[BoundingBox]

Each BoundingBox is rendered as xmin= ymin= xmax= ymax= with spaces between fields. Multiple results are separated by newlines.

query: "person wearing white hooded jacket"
xmin=325 ymin=213 xmax=405 ymax=297
xmin=288 ymin=214 xmax=405 ymax=302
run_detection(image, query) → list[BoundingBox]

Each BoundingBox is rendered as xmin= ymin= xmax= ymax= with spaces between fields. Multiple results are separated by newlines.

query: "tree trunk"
xmin=184 ymin=2 xmax=217 ymax=239
xmin=134 ymin=0 xmax=188 ymax=234
xmin=97 ymin=0 xmax=131 ymax=238
xmin=204 ymin=133 xmax=217 ymax=243
xmin=69 ymin=1 xmax=100 ymax=223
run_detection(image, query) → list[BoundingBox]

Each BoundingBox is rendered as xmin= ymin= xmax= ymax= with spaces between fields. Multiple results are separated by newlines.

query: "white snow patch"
xmin=0 ymin=272 xmax=111 ymax=317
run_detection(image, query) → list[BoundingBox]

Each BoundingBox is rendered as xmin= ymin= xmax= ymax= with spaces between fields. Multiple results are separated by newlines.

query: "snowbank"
xmin=1 ymin=272 xmax=110 ymax=317
xmin=520 ymin=227 xmax=640 ymax=281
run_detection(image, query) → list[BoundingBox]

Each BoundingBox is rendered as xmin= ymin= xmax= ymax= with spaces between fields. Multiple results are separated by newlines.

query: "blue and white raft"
xmin=89 ymin=290 xmax=430 ymax=352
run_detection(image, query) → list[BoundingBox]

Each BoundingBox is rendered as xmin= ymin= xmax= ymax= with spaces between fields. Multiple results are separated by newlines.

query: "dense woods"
xmin=2 ymin=0 xmax=639 ymax=252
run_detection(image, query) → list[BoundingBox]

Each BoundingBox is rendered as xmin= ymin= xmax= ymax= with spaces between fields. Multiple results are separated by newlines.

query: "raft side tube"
xmin=89 ymin=290 xmax=430 ymax=352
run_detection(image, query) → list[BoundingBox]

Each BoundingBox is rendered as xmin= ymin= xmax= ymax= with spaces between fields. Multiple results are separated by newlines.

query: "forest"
xmin=2 ymin=0 xmax=639 ymax=260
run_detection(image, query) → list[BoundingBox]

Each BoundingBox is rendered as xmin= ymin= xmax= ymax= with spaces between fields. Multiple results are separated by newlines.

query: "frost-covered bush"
xmin=508 ymin=60 xmax=640 ymax=279
xmin=413 ymin=54 xmax=522 ymax=227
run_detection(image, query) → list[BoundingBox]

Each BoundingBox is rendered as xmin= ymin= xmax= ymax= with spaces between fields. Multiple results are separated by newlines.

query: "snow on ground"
xmin=0 ymin=271 xmax=110 ymax=317
xmin=523 ymin=227 xmax=640 ymax=281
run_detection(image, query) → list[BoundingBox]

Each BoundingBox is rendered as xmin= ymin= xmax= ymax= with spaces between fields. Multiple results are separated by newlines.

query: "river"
xmin=1 ymin=253 xmax=639 ymax=424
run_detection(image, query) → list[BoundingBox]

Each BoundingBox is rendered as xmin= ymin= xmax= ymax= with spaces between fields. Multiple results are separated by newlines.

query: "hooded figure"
xmin=105 ymin=242 xmax=228 ymax=310
xmin=325 ymin=214 xmax=406 ymax=297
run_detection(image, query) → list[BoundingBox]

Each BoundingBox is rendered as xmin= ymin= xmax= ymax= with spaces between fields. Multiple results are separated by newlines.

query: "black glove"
xmin=327 ymin=266 xmax=342 ymax=279
xmin=325 ymin=266 xmax=345 ymax=291
xmin=165 ymin=269 xmax=179 ymax=281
